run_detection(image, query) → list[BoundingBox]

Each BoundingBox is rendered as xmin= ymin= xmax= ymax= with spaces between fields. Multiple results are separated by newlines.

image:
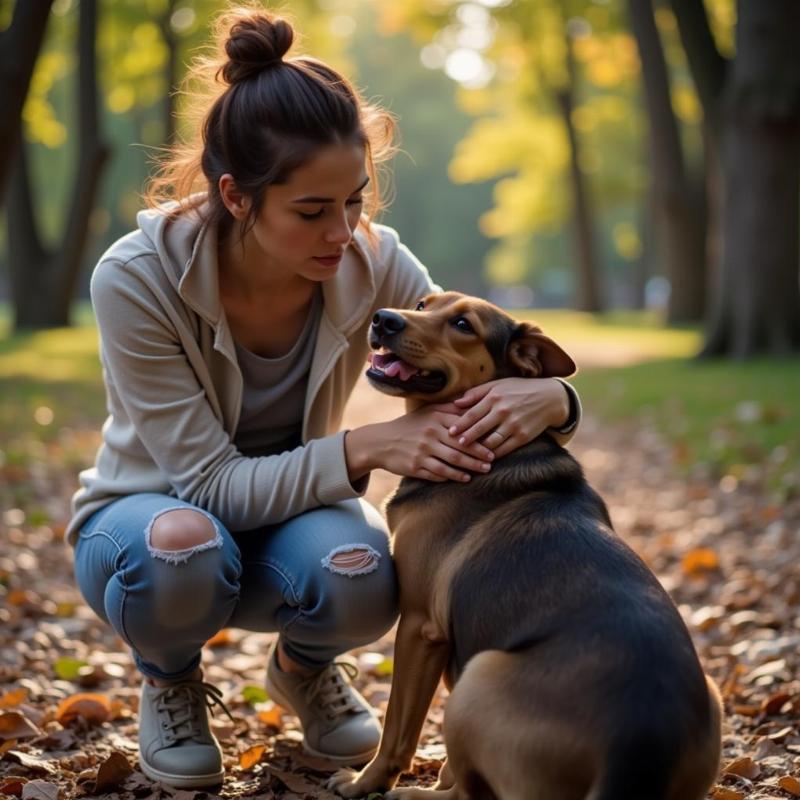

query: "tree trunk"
xmin=159 ymin=0 xmax=179 ymax=145
xmin=8 ymin=0 xmax=110 ymax=330
xmin=627 ymin=0 xmax=706 ymax=323
xmin=555 ymin=29 xmax=603 ymax=313
xmin=0 ymin=0 xmax=54 ymax=203
xmin=701 ymin=0 xmax=800 ymax=356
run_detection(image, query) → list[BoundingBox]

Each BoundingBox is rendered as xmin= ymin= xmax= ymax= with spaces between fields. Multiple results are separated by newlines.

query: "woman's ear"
xmin=507 ymin=322 xmax=577 ymax=378
xmin=218 ymin=174 xmax=251 ymax=221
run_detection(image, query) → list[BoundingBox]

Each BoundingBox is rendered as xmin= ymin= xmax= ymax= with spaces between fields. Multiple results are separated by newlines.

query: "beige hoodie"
xmin=68 ymin=208 xmax=441 ymax=544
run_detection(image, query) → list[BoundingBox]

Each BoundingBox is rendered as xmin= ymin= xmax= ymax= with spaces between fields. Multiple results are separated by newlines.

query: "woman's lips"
xmin=313 ymin=253 xmax=343 ymax=267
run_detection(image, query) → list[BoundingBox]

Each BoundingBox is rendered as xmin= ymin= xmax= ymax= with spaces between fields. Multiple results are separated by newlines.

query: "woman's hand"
xmin=446 ymin=377 xmax=570 ymax=460
xmin=345 ymin=403 xmax=495 ymax=483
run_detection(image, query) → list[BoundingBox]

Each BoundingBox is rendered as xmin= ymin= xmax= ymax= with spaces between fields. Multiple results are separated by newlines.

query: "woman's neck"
xmin=218 ymin=228 xmax=315 ymax=310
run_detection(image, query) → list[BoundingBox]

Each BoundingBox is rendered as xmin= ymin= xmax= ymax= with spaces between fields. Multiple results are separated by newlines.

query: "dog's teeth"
xmin=420 ymin=370 xmax=430 ymax=377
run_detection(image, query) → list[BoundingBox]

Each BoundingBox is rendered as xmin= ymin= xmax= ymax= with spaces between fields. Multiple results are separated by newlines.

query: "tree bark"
xmin=0 ymin=0 xmax=54 ymax=203
xmin=159 ymin=0 xmax=179 ymax=145
xmin=627 ymin=0 xmax=706 ymax=323
xmin=7 ymin=0 xmax=110 ymax=330
xmin=555 ymin=28 xmax=603 ymax=313
xmin=702 ymin=0 xmax=800 ymax=357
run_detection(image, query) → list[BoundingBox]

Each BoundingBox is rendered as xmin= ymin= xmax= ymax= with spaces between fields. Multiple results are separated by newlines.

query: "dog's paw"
xmin=327 ymin=766 xmax=389 ymax=798
xmin=326 ymin=768 xmax=368 ymax=798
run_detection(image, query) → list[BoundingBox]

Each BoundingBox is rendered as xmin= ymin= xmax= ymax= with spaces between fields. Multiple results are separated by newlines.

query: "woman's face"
xmin=244 ymin=141 xmax=368 ymax=282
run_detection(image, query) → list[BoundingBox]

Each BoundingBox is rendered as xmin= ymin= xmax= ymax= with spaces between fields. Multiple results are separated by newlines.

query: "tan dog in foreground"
xmin=329 ymin=292 xmax=722 ymax=800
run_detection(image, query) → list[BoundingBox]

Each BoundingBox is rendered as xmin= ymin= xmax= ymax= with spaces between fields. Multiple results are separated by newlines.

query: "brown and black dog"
xmin=329 ymin=292 xmax=721 ymax=800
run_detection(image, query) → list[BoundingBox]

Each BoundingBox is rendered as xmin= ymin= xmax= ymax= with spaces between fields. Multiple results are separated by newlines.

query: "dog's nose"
xmin=372 ymin=309 xmax=406 ymax=337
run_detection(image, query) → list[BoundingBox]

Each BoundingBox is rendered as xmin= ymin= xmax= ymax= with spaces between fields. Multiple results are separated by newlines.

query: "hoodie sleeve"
xmin=90 ymin=258 xmax=366 ymax=532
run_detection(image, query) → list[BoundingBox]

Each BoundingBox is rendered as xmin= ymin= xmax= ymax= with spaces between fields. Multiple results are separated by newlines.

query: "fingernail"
xmin=462 ymin=474 xmax=471 ymax=482
xmin=449 ymin=426 xmax=458 ymax=435
xmin=486 ymin=452 xmax=494 ymax=461
xmin=458 ymin=437 xmax=466 ymax=445
xmin=481 ymin=463 xmax=491 ymax=472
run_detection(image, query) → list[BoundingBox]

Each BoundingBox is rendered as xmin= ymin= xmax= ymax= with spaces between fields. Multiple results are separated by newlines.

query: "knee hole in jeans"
xmin=146 ymin=508 xmax=223 ymax=565
xmin=320 ymin=543 xmax=382 ymax=577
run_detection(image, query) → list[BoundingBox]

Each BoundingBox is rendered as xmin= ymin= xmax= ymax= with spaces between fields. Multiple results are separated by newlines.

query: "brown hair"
xmin=145 ymin=6 xmax=396 ymax=242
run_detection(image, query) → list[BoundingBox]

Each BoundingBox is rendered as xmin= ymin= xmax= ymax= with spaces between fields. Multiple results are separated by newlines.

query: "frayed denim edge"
xmin=320 ymin=542 xmax=382 ymax=578
xmin=144 ymin=506 xmax=223 ymax=565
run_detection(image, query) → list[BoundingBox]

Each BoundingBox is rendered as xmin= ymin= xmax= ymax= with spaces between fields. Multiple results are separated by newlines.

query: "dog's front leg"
xmin=329 ymin=612 xmax=449 ymax=798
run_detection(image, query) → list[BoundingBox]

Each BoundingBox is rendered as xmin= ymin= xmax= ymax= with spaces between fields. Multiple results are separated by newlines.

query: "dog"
xmin=329 ymin=292 xmax=722 ymax=800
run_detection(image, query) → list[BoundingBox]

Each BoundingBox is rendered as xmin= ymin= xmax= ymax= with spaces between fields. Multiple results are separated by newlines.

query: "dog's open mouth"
xmin=366 ymin=349 xmax=448 ymax=394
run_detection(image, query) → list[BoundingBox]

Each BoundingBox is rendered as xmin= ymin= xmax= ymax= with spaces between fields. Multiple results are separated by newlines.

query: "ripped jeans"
xmin=73 ymin=493 xmax=398 ymax=682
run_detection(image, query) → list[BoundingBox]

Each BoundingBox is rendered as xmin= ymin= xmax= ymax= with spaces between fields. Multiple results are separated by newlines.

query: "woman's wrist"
xmin=344 ymin=423 xmax=381 ymax=482
xmin=548 ymin=378 xmax=572 ymax=429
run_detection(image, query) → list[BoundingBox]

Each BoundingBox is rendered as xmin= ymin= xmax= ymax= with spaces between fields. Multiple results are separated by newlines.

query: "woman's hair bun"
xmin=221 ymin=13 xmax=294 ymax=85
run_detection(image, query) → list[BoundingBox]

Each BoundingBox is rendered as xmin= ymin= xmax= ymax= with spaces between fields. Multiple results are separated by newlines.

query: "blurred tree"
xmin=0 ymin=0 xmax=54 ymax=204
xmin=7 ymin=0 xmax=109 ymax=330
xmin=672 ymin=0 xmax=800 ymax=356
xmin=627 ymin=0 xmax=706 ymax=323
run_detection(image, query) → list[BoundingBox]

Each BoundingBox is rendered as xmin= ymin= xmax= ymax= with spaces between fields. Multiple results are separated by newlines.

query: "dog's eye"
xmin=452 ymin=316 xmax=475 ymax=334
xmin=415 ymin=301 xmax=425 ymax=311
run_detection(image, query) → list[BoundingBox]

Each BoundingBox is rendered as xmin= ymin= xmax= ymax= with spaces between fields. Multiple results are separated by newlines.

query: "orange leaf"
xmin=0 ymin=689 xmax=29 ymax=710
xmin=205 ymin=629 xmax=231 ymax=648
xmin=239 ymin=743 xmax=266 ymax=770
xmin=778 ymin=776 xmax=800 ymax=796
xmin=761 ymin=692 xmax=792 ymax=715
xmin=681 ymin=548 xmax=719 ymax=576
xmin=55 ymin=694 xmax=111 ymax=725
xmin=710 ymin=787 xmax=744 ymax=800
xmin=723 ymin=756 xmax=760 ymax=780
xmin=0 ymin=712 xmax=40 ymax=741
xmin=257 ymin=702 xmax=284 ymax=729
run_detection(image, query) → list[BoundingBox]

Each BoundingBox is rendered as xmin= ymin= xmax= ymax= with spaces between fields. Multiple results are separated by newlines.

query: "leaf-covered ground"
xmin=1 ymin=376 xmax=800 ymax=799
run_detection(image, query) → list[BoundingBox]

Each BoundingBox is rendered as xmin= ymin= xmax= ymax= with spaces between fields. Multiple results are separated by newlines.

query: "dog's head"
xmin=365 ymin=291 xmax=576 ymax=404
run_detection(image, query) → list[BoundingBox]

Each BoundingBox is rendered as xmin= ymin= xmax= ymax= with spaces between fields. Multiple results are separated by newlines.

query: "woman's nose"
xmin=324 ymin=211 xmax=353 ymax=244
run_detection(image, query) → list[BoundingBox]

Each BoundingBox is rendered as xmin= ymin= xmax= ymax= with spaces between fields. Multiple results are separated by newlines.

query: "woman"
xmin=69 ymin=9 xmax=580 ymax=789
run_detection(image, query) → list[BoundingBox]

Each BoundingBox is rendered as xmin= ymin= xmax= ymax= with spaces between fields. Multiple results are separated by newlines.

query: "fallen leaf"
xmin=256 ymin=701 xmax=284 ymax=728
xmin=681 ymin=548 xmax=720 ymax=576
xmin=239 ymin=743 xmax=266 ymax=770
xmin=710 ymin=787 xmax=745 ymax=800
xmin=55 ymin=693 xmax=111 ymax=725
xmin=21 ymin=781 xmax=58 ymax=800
xmin=4 ymin=751 xmax=57 ymax=775
xmin=205 ymin=629 xmax=231 ymax=648
xmin=0 ymin=777 xmax=27 ymax=797
xmin=268 ymin=767 xmax=323 ymax=794
xmin=779 ymin=776 xmax=800 ymax=796
xmin=723 ymin=756 xmax=760 ymax=779
xmin=53 ymin=657 xmax=89 ymax=681
xmin=93 ymin=751 xmax=133 ymax=792
xmin=242 ymin=685 xmax=269 ymax=706
xmin=761 ymin=692 xmax=792 ymax=715
xmin=0 ymin=688 xmax=29 ymax=709
xmin=0 ymin=712 xmax=41 ymax=740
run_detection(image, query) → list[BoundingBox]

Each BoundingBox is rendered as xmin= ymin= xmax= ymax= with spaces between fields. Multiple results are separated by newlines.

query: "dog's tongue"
xmin=371 ymin=352 xmax=419 ymax=380
xmin=384 ymin=359 xmax=419 ymax=380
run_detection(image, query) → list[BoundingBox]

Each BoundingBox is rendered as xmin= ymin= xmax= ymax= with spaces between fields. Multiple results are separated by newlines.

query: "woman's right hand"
xmin=344 ymin=404 xmax=495 ymax=483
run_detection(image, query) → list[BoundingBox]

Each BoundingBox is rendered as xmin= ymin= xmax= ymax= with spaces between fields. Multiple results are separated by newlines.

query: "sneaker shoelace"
xmin=302 ymin=661 xmax=362 ymax=723
xmin=154 ymin=680 xmax=235 ymax=745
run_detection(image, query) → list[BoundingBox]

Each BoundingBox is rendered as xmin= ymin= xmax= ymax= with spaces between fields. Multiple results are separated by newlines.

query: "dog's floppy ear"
xmin=507 ymin=322 xmax=576 ymax=378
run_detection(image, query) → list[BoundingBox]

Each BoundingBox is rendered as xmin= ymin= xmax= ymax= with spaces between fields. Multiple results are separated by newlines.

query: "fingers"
xmin=448 ymin=398 xmax=499 ymax=445
xmin=452 ymin=382 xmax=494 ymax=408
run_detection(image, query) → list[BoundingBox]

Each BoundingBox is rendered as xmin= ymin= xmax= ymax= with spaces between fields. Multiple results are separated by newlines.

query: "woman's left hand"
xmin=446 ymin=377 xmax=570 ymax=460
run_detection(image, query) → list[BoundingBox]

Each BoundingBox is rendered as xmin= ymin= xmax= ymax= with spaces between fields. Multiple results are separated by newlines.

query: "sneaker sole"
xmin=265 ymin=675 xmax=378 ymax=767
xmin=139 ymin=758 xmax=224 ymax=788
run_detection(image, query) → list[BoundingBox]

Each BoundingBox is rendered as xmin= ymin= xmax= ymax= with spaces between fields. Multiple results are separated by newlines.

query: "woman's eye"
xmin=298 ymin=209 xmax=324 ymax=220
xmin=453 ymin=317 xmax=474 ymax=333
xmin=347 ymin=197 xmax=364 ymax=207
xmin=415 ymin=301 xmax=425 ymax=311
